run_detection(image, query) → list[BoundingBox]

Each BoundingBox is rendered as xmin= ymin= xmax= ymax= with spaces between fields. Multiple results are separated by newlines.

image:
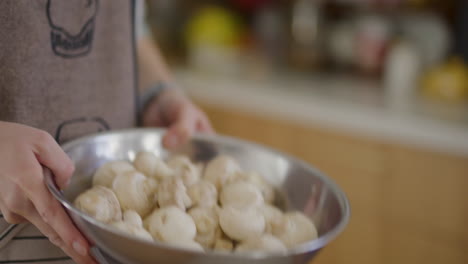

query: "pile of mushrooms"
xmin=74 ymin=152 xmax=318 ymax=254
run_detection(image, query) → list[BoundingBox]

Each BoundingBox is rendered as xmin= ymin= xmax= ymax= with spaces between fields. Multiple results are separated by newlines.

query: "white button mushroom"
xmin=112 ymin=171 xmax=157 ymax=217
xmin=272 ymin=211 xmax=318 ymax=248
xmin=92 ymin=161 xmax=135 ymax=188
xmin=218 ymin=206 xmax=265 ymax=242
xmin=166 ymin=240 xmax=205 ymax=252
xmin=233 ymin=171 xmax=275 ymax=204
xmin=259 ymin=204 xmax=284 ymax=234
xmin=145 ymin=206 xmax=197 ymax=243
xmin=78 ymin=153 xmax=309 ymax=255
xmin=188 ymin=207 xmax=220 ymax=248
xmin=204 ymin=155 xmax=241 ymax=190
xmin=111 ymin=221 xmax=153 ymax=241
xmin=74 ymin=186 xmax=122 ymax=223
xmin=122 ymin=210 xmax=144 ymax=227
xmin=167 ymin=155 xmax=200 ymax=186
xmin=110 ymin=210 xmax=153 ymax=241
xmin=156 ymin=177 xmax=192 ymax=210
xmin=187 ymin=180 xmax=218 ymax=208
xmin=236 ymin=234 xmax=287 ymax=254
xmin=133 ymin=151 xmax=173 ymax=180
xmin=220 ymin=181 xmax=264 ymax=209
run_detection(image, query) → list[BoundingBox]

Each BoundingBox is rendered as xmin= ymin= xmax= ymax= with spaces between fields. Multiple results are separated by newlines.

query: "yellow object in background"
xmin=185 ymin=6 xmax=243 ymax=49
xmin=421 ymin=58 xmax=468 ymax=103
xmin=184 ymin=6 xmax=245 ymax=75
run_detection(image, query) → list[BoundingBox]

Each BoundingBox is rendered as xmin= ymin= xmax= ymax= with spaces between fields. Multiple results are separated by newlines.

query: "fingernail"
xmin=73 ymin=241 xmax=87 ymax=256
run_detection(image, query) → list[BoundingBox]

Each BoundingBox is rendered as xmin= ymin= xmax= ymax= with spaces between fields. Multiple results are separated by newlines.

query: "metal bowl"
xmin=45 ymin=128 xmax=350 ymax=264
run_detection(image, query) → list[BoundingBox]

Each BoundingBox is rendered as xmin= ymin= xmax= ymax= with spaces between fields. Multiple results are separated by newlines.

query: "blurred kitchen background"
xmin=145 ymin=0 xmax=467 ymax=263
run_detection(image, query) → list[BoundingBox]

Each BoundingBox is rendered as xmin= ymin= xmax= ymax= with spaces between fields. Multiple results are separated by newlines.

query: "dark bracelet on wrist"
xmin=137 ymin=81 xmax=175 ymax=123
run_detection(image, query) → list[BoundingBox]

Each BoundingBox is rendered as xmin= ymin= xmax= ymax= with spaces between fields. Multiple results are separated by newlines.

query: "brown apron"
xmin=0 ymin=0 xmax=137 ymax=262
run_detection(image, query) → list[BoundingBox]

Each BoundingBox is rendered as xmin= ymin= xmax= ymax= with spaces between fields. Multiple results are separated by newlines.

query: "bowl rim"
xmin=45 ymin=128 xmax=350 ymax=260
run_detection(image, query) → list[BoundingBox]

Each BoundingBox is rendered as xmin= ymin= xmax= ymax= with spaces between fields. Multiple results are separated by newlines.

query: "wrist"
xmin=139 ymin=81 xmax=174 ymax=110
xmin=138 ymin=81 xmax=183 ymax=125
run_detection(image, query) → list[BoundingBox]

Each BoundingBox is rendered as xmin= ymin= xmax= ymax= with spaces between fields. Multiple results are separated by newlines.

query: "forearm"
xmin=137 ymin=36 xmax=175 ymax=93
xmin=136 ymin=35 xmax=185 ymax=125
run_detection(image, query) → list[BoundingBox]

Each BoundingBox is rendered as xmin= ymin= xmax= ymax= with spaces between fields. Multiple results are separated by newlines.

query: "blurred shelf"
xmin=177 ymin=68 xmax=468 ymax=157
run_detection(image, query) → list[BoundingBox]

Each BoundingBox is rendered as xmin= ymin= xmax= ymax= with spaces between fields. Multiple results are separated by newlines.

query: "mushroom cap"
xmin=236 ymin=234 xmax=287 ymax=254
xmin=156 ymin=177 xmax=192 ymax=210
xmin=272 ymin=211 xmax=318 ymax=248
xmin=167 ymin=155 xmax=200 ymax=186
xmin=231 ymin=171 xmax=275 ymax=204
xmin=204 ymin=155 xmax=241 ymax=190
xmin=218 ymin=206 xmax=265 ymax=241
xmin=188 ymin=207 xmax=220 ymax=248
xmin=122 ymin=210 xmax=144 ymax=227
xmin=187 ymin=180 xmax=218 ymax=208
xmin=166 ymin=240 xmax=205 ymax=252
xmin=133 ymin=151 xmax=173 ymax=180
xmin=112 ymin=171 xmax=157 ymax=217
xmin=74 ymin=185 xmax=122 ymax=223
xmin=220 ymin=181 xmax=264 ymax=209
xmin=110 ymin=220 xmax=153 ymax=242
xmin=93 ymin=161 xmax=135 ymax=188
xmin=145 ymin=206 xmax=197 ymax=243
xmin=259 ymin=204 xmax=284 ymax=234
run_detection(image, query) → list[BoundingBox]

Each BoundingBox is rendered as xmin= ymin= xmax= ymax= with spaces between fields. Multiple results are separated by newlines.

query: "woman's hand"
xmin=0 ymin=121 xmax=95 ymax=264
xmin=142 ymin=88 xmax=214 ymax=148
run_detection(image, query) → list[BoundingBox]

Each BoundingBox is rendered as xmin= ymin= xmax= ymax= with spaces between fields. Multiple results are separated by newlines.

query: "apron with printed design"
xmin=0 ymin=0 xmax=137 ymax=261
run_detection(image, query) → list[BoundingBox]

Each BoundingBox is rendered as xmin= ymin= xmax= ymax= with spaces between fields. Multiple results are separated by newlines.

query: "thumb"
xmin=162 ymin=117 xmax=195 ymax=149
xmin=33 ymin=131 xmax=75 ymax=189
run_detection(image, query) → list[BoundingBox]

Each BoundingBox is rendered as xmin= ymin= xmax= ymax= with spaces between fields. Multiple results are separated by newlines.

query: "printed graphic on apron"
xmin=55 ymin=117 xmax=110 ymax=143
xmin=46 ymin=0 xmax=99 ymax=58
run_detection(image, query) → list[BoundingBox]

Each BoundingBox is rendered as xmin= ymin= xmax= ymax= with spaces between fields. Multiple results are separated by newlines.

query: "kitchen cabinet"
xmin=196 ymin=102 xmax=468 ymax=264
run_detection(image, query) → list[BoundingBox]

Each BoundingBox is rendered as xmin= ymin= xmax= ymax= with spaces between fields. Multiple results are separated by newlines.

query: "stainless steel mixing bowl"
xmin=45 ymin=128 xmax=350 ymax=264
